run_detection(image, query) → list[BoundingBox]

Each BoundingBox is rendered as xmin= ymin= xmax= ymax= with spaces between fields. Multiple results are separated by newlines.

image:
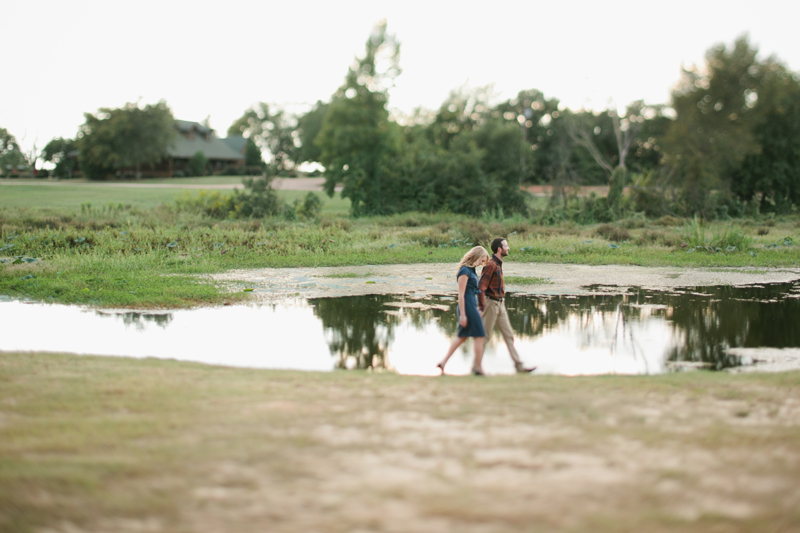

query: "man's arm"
xmin=478 ymin=261 xmax=495 ymax=310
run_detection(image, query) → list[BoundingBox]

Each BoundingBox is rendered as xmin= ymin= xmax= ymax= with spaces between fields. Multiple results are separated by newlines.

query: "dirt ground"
xmin=7 ymin=353 xmax=799 ymax=533
xmin=212 ymin=262 xmax=800 ymax=301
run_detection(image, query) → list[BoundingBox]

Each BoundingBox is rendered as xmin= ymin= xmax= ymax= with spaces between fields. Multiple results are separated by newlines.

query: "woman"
xmin=437 ymin=246 xmax=490 ymax=376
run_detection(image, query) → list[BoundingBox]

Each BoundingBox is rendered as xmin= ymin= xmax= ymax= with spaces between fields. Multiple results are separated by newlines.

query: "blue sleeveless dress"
xmin=456 ymin=265 xmax=486 ymax=338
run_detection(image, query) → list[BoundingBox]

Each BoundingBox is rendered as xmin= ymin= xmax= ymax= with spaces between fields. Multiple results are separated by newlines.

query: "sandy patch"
xmin=212 ymin=262 xmax=800 ymax=301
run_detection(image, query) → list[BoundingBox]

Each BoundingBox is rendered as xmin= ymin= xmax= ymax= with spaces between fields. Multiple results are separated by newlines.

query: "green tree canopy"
xmin=733 ymin=80 xmax=800 ymax=211
xmin=42 ymin=137 xmax=78 ymax=178
xmin=295 ymin=100 xmax=329 ymax=164
xmin=0 ymin=127 xmax=25 ymax=174
xmin=77 ymin=101 xmax=175 ymax=179
xmin=244 ymin=138 xmax=264 ymax=168
xmin=316 ymin=20 xmax=402 ymax=215
xmin=659 ymin=35 xmax=796 ymax=214
xmin=228 ymin=103 xmax=296 ymax=175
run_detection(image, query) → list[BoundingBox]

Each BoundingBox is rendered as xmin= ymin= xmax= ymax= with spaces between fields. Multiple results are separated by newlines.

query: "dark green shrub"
xmin=661 ymin=233 xmax=681 ymax=248
xmin=594 ymin=224 xmax=630 ymax=242
xmin=655 ymin=215 xmax=682 ymax=226
xmin=460 ymin=221 xmax=492 ymax=246
xmin=620 ymin=213 xmax=647 ymax=229
xmin=174 ymin=190 xmax=235 ymax=218
xmin=189 ymin=151 xmax=208 ymax=177
xmin=504 ymin=222 xmax=529 ymax=235
xmin=635 ymin=229 xmax=666 ymax=245
xmin=296 ymin=192 xmax=323 ymax=221
xmin=231 ymin=177 xmax=286 ymax=218
xmin=320 ymin=217 xmax=352 ymax=231
xmin=173 ymin=177 xmax=288 ymax=219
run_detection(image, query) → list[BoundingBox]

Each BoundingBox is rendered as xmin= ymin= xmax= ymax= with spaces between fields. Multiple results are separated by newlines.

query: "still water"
xmin=2 ymin=281 xmax=800 ymax=375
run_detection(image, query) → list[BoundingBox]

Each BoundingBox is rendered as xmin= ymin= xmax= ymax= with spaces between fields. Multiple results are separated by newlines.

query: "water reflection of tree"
xmin=309 ymin=295 xmax=456 ymax=370
xmin=657 ymin=282 xmax=800 ymax=368
xmin=506 ymin=284 xmax=800 ymax=369
xmin=308 ymin=281 xmax=800 ymax=371
xmin=99 ymin=311 xmax=173 ymax=331
xmin=309 ymin=295 xmax=398 ymax=370
xmin=505 ymin=293 xmax=640 ymax=340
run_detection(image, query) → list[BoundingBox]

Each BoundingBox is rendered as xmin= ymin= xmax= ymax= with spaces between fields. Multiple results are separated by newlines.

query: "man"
xmin=478 ymin=237 xmax=536 ymax=373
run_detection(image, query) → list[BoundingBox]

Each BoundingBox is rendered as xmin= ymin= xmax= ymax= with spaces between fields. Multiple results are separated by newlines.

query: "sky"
xmin=3 ymin=0 xmax=799 ymax=156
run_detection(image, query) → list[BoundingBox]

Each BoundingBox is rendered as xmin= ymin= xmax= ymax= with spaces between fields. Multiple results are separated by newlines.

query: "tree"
xmin=426 ymin=84 xmax=494 ymax=150
xmin=659 ymin=35 xmax=777 ymax=215
xmin=296 ymin=100 xmax=329 ymax=164
xmin=316 ymin=19 xmax=402 ymax=215
xmin=42 ymin=137 xmax=78 ymax=178
xmin=244 ymin=138 xmax=264 ymax=168
xmin=0 ymin=128 xmax=25 ymax=175
xmin=228 ymin=103 xmax=296 ymax=175
xmin=77 ymin=101 xmax=175 ymax=179
xmin=492 ymin=89 xmax=563 ymax=185
xmin=733 ymin=82 xmax=800 ymax=211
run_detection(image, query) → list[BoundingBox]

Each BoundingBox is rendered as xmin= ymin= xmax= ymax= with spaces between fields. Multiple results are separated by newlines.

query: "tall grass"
xmin=680 ymin=215 xmax=753 ymax=250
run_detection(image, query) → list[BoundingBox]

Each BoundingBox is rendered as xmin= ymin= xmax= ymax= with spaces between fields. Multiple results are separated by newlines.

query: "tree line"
xmin=3 ymin=22 xmax=799 ymax=220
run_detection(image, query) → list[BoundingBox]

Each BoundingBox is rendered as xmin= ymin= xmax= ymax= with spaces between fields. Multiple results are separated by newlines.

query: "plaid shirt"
xmin=478 ymin=255 xmax=504 ymax=309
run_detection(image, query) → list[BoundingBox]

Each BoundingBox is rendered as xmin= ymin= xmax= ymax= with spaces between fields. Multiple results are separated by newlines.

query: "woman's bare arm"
xmin=457 ymin=274 xmax=468 ymax=327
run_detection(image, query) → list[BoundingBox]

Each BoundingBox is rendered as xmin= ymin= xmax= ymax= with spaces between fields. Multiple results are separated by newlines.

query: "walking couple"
xmin=437 ymin=237 xmax=536 ymax=376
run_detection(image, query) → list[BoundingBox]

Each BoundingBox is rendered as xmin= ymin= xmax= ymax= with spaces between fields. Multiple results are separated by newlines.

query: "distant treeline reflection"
xmin=100 ymin=311 xmax=174 ymax=330
xmin=309 ymin=281 xmax=800 ymax=370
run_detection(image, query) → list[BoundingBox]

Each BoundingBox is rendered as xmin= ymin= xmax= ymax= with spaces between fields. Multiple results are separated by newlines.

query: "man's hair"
xmin=490 ymin=237 xmax=506 ymax=254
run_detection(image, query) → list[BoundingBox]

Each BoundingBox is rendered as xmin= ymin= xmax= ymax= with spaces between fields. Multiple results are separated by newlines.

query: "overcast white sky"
xmin=3 ymin=0 xmax=799 ymax=154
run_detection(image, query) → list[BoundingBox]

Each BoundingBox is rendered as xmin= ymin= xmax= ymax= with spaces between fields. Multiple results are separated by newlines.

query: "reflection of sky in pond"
xmin=0 ymin=300 xmax=333 ymax=371
xmin=2 ymin=281 xmax=800 ymax=375
xmin=384 ymin=305 xmax=673 ymax=376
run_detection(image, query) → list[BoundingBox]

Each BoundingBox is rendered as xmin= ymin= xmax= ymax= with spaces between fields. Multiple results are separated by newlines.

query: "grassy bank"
xmin=1 ymin=351 xmax=798 ymax=533
xmin=1 ymin=183 xmax=799 ymax=307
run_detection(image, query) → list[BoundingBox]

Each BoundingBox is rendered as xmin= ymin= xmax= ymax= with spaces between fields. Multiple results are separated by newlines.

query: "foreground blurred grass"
xmin=0 ymin=351 xmax=798 ymax=533
xmin=1 ymin=181 xmax=800 ymax=307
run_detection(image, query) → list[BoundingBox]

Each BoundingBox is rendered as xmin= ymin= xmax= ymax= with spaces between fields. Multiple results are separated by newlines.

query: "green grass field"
xmin=1 ymin=181 xmax=800 ymax=307
xmin=0 ymin=182 xmax=350 ymax=213
xmin=0 ymin=184 xmax=183 ymax=209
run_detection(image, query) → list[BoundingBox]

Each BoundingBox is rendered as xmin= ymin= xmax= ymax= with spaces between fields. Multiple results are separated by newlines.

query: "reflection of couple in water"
xmin=437 ymin=237 xmax=536 ymax=376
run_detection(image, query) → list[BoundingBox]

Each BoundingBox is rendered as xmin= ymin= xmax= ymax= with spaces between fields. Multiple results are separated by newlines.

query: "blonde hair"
xmin=457 ymin=246 xmax=489 ymax=274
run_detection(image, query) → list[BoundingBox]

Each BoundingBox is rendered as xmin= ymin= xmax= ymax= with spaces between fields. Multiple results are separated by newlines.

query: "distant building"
xmin=158 ymin=120 xmax=246 ymax=177
xmin=60 ymin=120 xmax=248 ymax=179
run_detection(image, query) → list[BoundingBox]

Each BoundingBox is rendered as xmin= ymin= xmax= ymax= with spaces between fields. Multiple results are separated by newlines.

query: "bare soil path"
xmin=213 ymin=262 xmax=800 ymax=302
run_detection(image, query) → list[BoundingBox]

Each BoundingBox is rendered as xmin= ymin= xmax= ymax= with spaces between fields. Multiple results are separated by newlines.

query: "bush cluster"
xmin=174 ymin=177 xmax=290 ymax=220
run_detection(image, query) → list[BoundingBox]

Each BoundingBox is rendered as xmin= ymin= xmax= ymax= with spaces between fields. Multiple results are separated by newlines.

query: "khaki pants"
xmin=481 ymin=299 xmax=522 ymax=368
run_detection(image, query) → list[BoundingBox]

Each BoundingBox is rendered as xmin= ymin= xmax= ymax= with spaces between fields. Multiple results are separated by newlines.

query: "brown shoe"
xmin=516 ymin=365 xmax=537 ymax=373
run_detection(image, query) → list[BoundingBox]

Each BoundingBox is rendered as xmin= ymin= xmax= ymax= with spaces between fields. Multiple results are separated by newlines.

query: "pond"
xmin=2 ymin=280 xmax=800 ymax=375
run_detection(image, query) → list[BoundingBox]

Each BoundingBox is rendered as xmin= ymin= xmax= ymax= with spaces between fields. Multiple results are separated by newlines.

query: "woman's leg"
xmin=472 ymin=336 xmax=485 ymax=374
xmin=437 ymin=336 xmax=467 ymax=373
